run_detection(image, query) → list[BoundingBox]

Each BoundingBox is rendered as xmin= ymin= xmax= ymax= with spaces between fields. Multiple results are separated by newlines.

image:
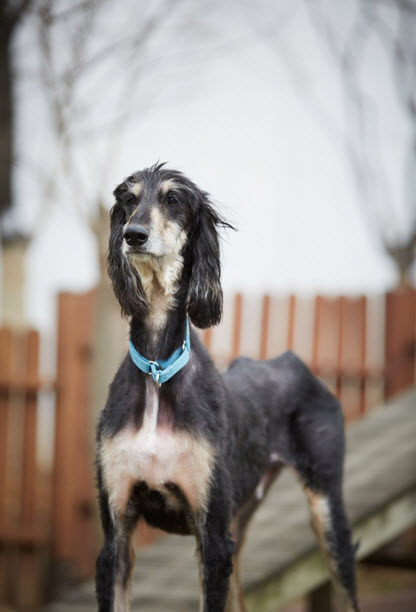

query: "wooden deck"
xmin=45 ymin=388 xmax=416 ymax=612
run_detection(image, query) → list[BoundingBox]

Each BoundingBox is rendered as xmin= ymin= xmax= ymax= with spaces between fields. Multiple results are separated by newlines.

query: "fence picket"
xmin=286 ymin=294 xmax=296 ymax=351
xmin=231 ymin=293 xmax=243 ymax=360
xmin=259 ymin=295 xmax=270 ymax=359
xmin=20 ymin=330 xmax=39 ymax=526
xmin=0 ymin=329 xmax=11 ymax=526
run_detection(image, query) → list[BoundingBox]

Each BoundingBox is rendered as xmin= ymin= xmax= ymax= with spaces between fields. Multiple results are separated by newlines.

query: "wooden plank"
xmin=307 ymin=582 xmax=331 ymax=612
xmin=0 ymin=525 xmax=49 ymax=544
xmin=259 ymin=295 xmax=270 ymax=359
xmin=2 ymin=330 xmax=27 ymax=608
xmin=54 ymin=293 xmax=79 ymax=562
xmin=337 ymin=296 xmax=368 ymax=419
xmin=0 ymin=328 xmax=51 ymax=609
xmin=0 ymin=328 xmax=12 ymax=602
xmin=230 ymin=293 xmax=242 ymax=361
xmin=7 ymin=330 xmax=26 ymax=525
xmin=311 ymin=296 xmax=340 ymax=397
xmin=17 ymin=330 xmax=42 ymax=609
xmin=336 ymin=296 xmax=344 ymax=399
xmin=313 ymin=296 xmax=341 ymax=372
xmin=53 ymin=291 xmax=97 ymax=579
xmin=245 ymin=490 xmax=416 ymax=612
xmin=17 ymin=550 xmax=45 ymax=609
xmin=286 ymin=294 xmax=296 ymax=351
xmin=0 ymin=377 xmax=55 ymax=392
xmin=20 ymin=330 xmax=39 ymax=526
xmin=73 ymin=291 xmax=97 ymax=577
xmin=385 ymin=288 xmax=416 ymax=399
xmin=0 ymin=328 xmax=12 ymax=526
xmin=311 ymin=295 xmax=322 ymax=372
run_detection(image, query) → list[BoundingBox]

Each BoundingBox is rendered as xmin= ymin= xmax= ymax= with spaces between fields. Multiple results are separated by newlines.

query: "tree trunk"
xmin=0 ymin=22 xmax=12 ymax=217
xmin=0 ymin=17 xmax=27 ymax=326
xmin=1 ymin=239 xmax=27 ymax=326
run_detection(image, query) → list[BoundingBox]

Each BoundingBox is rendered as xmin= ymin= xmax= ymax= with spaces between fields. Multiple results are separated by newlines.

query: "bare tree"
xmin=241 ymin=0 xmax=416 ymax=287
xmin=304 ymin=0 xmax=416 ymax=287
xmin=33 ymin=0 xmax=191 ymax=256
xmin=0 ymin=0 xmax=34 ymax=222
xmin=1 ymin=0 xmax=203 ymax=324
xmin=1 ymin=1 xmax=36 ymax=324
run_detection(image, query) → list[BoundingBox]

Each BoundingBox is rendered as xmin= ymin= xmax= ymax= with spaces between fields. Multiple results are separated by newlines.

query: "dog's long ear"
xmin=107 ymin=197 xmax=148 ymax=319
xmin=186 ymin=199 xmax=233 ymax=329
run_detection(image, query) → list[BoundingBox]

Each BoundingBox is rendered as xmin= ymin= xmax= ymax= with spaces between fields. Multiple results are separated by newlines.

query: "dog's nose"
xmin=123 ymin=225 xmax=149 ymax=246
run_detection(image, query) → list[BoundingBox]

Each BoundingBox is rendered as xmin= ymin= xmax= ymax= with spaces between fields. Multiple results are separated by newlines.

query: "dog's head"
xmin=108 ymin=163 xmax=233 ymax=328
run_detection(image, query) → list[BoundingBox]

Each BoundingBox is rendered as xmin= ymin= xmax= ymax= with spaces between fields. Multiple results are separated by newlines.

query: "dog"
xmin=95 ymin=163 xmax=359 ymax=612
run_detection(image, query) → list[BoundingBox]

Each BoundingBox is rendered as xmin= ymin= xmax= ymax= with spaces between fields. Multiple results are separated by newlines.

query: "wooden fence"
xmin=202 ymin=293 xmax=381 ymax=419
xmin=0 ymin=328 xmax=53 ymax=608
xmin=0 ymin=288 xmax=415 ymax=609
xmin=0 ymin=293 xmax=97 ymax=608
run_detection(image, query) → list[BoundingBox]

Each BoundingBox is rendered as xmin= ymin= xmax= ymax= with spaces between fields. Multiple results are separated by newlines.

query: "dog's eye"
xmin=123 ymin=194 xmax=136 ymax=206
xmin=166 ymin=192 xmax=178 ymax=205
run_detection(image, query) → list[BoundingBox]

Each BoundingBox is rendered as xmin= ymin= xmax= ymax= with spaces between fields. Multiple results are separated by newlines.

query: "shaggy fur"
xmin=95 ymin=163 xmax=359 ymax=612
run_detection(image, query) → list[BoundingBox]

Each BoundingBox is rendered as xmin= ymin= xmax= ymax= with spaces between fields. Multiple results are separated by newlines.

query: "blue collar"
xmin=129 ymin=317 xmax=190 ymax=386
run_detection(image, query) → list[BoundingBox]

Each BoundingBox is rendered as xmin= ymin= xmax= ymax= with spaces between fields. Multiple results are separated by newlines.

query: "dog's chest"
xmin=101 ymin=382 xmax=214 ymax=517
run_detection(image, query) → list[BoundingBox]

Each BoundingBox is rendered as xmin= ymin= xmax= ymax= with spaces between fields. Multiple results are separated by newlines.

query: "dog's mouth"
xmin=125 ymin=246 xmax=165 ymax=264
xmin=123 ymin=240 xmax=156 ymax=257
xmin=125 ymin=245 xmax=149 ymax=256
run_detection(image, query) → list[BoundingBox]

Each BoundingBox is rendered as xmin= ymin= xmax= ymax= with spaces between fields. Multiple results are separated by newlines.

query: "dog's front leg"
xmin=196 ymin=478 xmax=235 ymax=612
xmin=95 ymin=470 xmax=136 ymax=612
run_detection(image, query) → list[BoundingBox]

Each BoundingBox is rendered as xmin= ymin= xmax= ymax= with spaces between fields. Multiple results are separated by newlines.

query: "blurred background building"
xmin=0 ymin=1 xmax=415 ymax=611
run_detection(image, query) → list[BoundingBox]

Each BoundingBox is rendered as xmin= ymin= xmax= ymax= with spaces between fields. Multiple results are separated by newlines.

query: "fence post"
xmin=231 ymin=293 xmax=243 ymax=361
xmin=53 ymin=291 xmax=97 ymax=583
xmin=385 ymin=288 xmax=416 ymax=399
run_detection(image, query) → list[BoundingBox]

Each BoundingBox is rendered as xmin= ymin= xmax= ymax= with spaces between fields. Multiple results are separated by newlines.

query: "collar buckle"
xmin=129 ymin=316 xmax=191 ymax=386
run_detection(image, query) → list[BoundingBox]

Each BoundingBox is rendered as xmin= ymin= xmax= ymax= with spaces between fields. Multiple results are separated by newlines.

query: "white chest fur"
xmin=100 ymin=380 xmax=214 ymax=518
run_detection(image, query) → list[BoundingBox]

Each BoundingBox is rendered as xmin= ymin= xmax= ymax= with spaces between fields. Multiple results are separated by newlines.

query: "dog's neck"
xmin=127 ymin=241 xmax=192 ymax=362
xmin=129 ymin=267 xmax=189 ymax=363
xmin=130 ymin=305 xmax=188 ymax=363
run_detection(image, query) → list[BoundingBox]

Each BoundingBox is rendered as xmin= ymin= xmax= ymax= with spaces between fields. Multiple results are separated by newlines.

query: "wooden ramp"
xmin=45 ymin=389 xmax=416 ymax=612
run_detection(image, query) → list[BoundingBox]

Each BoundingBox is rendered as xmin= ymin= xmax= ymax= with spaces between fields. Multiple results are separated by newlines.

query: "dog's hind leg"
xmin=226 ymin=497 xmax=258 ymax=612
xmin=226 ymin=463 xmax=283 ymax=612
xmin=282 ymin=398 xmax=359 ymax=610
xmin=271 ymin=353 xmax=359 ymax=610
xmin=303 ymin=484 xmax=358 ymax=612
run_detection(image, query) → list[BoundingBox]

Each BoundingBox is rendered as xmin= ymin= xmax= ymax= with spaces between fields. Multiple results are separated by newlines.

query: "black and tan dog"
xmin=95 ymin=163 xmax=359 ymax=612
